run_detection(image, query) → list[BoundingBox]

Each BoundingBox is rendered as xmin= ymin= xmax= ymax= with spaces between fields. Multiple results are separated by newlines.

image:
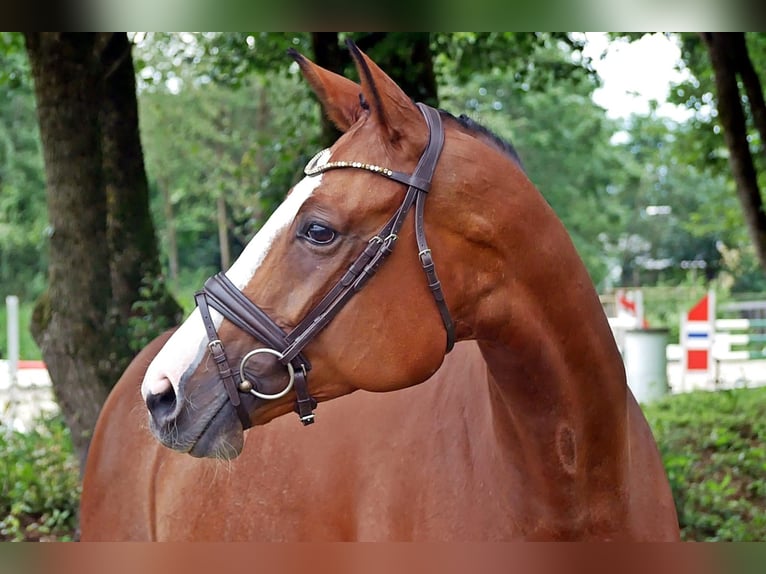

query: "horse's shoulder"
xmin=80 ymin=329 xmax=177 ymax=540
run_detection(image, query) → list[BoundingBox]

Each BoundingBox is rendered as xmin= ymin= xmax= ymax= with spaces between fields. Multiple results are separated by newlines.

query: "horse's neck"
xmin=447 ymin=158 xmax=631 ymax=528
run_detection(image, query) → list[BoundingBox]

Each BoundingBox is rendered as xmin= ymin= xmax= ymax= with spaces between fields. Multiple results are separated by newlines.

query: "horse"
xmin=80 ymin=41 xmax=680 ymax=541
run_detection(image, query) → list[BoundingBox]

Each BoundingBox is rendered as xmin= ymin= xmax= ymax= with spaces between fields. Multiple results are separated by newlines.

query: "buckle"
xmin=208 ymin=339 xmax=224 ymax=353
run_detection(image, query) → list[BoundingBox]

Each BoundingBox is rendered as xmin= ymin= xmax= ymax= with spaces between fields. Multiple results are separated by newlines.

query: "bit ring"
xmin=238 ymin=348 xmax=295 ymax=400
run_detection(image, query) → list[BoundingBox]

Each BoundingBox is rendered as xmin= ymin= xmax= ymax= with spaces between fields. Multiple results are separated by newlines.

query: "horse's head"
xmin=141 ymin=42 xmax=467 ymax=458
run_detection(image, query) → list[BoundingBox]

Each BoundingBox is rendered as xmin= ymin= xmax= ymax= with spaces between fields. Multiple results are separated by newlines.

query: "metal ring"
xmin=239 ymin=348 xmax=295 ymax=400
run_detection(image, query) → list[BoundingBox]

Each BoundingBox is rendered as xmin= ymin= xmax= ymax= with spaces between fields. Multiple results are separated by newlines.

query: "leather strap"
xmin=194 ymin=291 xmax=252 ymax=429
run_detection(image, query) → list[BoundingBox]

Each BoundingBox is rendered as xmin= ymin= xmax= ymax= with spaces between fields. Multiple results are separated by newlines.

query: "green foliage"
xmin=644 ymin=387 xmax=766 ymax=541
xmin=0 ymin=415 xmax=80 ymax=541
xmin=641 ymin=281 xmax=709 ymax=341
xmin=433 ymin=32 xmax=596 ymax=91
xmin=134 ymin=33 xmax=310 ymax=89
xmin=171 ymin=267 xmax=221 ymax=315
xmin=128 ymin=274 xmax=184 ymax=352
xmin=138 ymin=58 xmax=321 ymax=280
xmin=613 ymin=113 xmax=733 ymax=287
xmin=0 ymin=33 xmax=47 ymax=301
xmin=0 ymin=32 xmax=29 ymax=89
xmin=665 ymin=33 xmax=766 ymax=289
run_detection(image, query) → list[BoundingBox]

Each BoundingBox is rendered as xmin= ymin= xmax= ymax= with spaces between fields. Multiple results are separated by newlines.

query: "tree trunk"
xmin=24 ymin=32 xmax=181 ymax=465
xmin=158 ymin=176 xmax=179 ymax=287
xmin=217 ymin=191 xmax=231 ymax=270
xmin=100 ymin=33 xmax=171 ymax=323
xmin=701 ymin=32 xmax=766 ymax=271
xmin=24 ymin=33 xmax=112 ymax=463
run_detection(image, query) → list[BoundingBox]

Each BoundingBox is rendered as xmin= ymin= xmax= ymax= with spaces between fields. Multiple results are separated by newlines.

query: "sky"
xmin=581 ymin=32 xmax=692 ymax=122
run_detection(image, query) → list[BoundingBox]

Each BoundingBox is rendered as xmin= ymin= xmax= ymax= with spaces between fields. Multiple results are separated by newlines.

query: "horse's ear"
xmin=288 ymin=48 xmax=364 ymax=132
xmin=346 ymin=40 xmax=422 ymax=145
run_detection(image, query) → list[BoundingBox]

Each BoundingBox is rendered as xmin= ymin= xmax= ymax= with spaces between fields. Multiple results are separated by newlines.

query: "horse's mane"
xmin=440 ymin=110 xmax=525 ymax=173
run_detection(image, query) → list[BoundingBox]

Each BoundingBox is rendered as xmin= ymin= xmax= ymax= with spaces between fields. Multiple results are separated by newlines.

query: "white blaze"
xmin=141 ymin=149 xmax=331 ymax=399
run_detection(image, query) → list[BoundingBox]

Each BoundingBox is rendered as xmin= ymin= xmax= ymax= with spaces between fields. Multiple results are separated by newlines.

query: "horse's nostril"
xmin=146 ymin=380 xmax=178 ymax=427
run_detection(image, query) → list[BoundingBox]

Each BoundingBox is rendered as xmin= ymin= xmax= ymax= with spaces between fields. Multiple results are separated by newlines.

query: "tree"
xmin=614 ymin=111 xmax=731 ymax=286
xmin=138 ymin=74 xmax=322 ymax=284
xmin=435 ymin=34 xmax=620 ymax=286
xmin=657 ymin=33 xmax=766 ymax=282
xmin=23 ymin=33 xmax=180 ymax=464
xmin=100 ymin=34 xmax=177 ymax=323
xmin=699 ymin=33 xmax=766 ymax=274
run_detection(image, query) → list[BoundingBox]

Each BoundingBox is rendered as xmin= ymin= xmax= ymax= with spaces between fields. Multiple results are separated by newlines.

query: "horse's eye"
xmin=302 ymin=222 xmax=337 ymax=246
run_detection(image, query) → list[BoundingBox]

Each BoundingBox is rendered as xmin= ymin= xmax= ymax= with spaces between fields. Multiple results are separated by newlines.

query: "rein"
xmin=194 ymin=103 xmax=454 ymax=429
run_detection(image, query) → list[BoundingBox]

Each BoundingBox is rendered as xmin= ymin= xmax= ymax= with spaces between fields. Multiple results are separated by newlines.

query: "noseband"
xmin=194 ymin=103 xmax=454 ymax=429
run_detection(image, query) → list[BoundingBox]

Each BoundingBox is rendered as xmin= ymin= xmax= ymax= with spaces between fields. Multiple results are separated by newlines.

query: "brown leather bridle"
xmin=194 ymin=103 xmax=454 ymax=429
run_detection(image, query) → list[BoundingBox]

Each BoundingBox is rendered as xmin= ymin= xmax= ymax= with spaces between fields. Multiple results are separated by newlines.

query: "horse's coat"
xmin=80 ymin=43 xmax=680 ymax=541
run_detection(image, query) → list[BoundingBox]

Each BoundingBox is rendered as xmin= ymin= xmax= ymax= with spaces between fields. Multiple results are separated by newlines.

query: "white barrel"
xmin=623 ymin=328 xmax=669 ymax=404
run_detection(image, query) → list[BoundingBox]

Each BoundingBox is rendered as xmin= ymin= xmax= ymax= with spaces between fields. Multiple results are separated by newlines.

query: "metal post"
xmin=5 ymin=295 xmax=19 ymax=429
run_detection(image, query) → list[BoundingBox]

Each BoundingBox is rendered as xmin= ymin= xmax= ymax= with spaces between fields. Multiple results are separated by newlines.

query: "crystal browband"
xmin=304 ymin=148 xmax=432 ymax=193
xmin=304 ymin=150 xmax=395 ymax=178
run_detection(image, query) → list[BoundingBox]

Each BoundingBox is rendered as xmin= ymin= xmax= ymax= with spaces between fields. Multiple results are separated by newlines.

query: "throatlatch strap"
xmin=412 ymin=104 xmax=454 ymax=351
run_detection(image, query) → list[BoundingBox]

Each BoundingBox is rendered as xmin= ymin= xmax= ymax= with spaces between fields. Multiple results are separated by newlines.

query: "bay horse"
xmin=80 ymin=42 xmax=679 ymax=541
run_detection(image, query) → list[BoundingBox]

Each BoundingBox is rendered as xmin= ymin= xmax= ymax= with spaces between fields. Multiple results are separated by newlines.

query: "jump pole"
xmin=5 ymin=295 xmax=20 ymax=431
